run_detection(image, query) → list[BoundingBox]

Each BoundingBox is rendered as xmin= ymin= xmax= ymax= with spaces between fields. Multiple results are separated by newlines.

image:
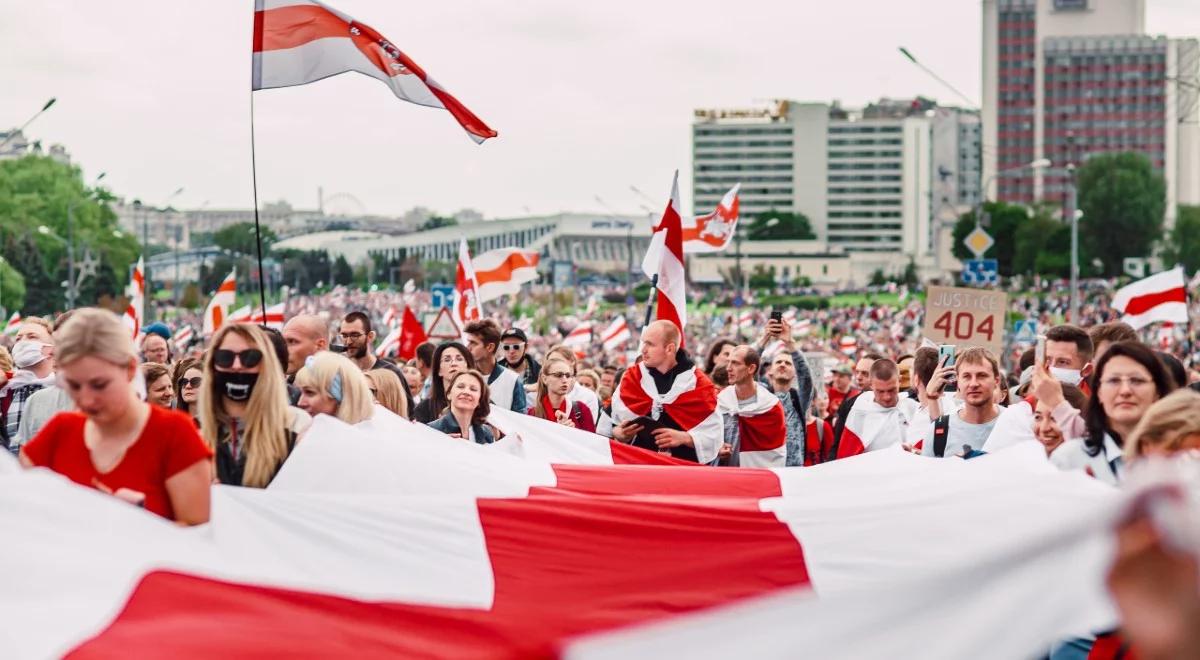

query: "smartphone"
xmin=1035 ymin=334 xmax=1046 ymax=368
xmin=770 ymin=309 xmax=783 ymax=323
xmin=938 ymin=344 xmax=957 ymax=393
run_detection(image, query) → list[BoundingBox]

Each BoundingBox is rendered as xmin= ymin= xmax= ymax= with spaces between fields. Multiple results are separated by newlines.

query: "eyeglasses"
xmin=440 ymin=353 xmax=467 ymax=365
xmin=502 ymin=344 xmax=524 ymax=351
xmin=213 ymin=349 xmax=263 ymax=369
xmin=1100 ymin=376 xmax=1154 ymax=390
xmin=545 ymin=371 xmax=574 ymax=380
xmin=178 ymin=376 xmax=202 ymax=389
xmin=338 ymin=332 xmax=365 ymax=341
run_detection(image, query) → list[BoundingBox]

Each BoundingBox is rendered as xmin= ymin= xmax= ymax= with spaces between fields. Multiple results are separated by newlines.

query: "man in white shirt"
xmin=922 ymin=347 xmax=1002 ymax=458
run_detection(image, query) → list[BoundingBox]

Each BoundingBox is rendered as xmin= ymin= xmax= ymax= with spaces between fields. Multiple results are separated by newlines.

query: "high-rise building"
xmin=982 ymin=0 xmax=1199 ymax=225
xmin=692 ymin=99 xmax=979 ymax=272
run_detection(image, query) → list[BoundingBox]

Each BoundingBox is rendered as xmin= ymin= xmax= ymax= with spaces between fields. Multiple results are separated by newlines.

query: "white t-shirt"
xmin=921 ymin=410 xmax=998 ymax=458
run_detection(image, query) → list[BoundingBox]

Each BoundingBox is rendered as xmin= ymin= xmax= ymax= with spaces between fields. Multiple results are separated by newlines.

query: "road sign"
xmin=431 ymin=284 xmax=455 ymax=309
xmin=963 ymin=226 xmax=995 ymax=258
xmin=922 ymin=285 xmax=1008 ymax=356
xmin=961 ymin=259 xmax=999 ymax=286
xmin=1013 ymin=319 xmax=1039 ymax=344
xmin=426 ymin=307 xmax=460 ymax=340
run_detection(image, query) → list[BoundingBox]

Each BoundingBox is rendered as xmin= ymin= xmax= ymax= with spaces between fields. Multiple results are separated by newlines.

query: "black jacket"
xmin=427 ymin=412 xmax=495 ymax=444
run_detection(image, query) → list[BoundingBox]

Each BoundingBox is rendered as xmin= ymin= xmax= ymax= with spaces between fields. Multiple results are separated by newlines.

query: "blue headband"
xmin=304 ymin=355 xmax=344 ymax=403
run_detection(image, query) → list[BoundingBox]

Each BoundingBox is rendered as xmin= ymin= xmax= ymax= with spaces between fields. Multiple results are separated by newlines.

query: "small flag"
xmin=1111 ymin=267 xmax=1188 ymax=329
xmin=122 ymin=257 xmax=145 ymax=339
xmin=601 ymin=317 xmax=631 ymax=351
xmin=3 ymin=311 xmax=22 ymax=336
xmin=203 ymin=269 xmax=237 ymax=335
xmin=682 ymin=183 xmax=740 ymax=253
xmin=563 ymin=322 xmax=593 ymax=349
xmin=397 ymin=306 xmax=427 ymax=361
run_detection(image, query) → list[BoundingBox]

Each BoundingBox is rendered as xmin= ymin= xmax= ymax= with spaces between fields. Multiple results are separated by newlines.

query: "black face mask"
xmin=215 ymin=371 xmax=259 ymax=402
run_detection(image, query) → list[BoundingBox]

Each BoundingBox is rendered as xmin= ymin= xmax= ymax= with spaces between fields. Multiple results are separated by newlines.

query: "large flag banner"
xmin=474 ymin=248 xmax=541 ymax=302
xmin=203 ymin=269 xmax=237 ymax=335
xmin=122 ymin=256 xmax=145 ymax=339
xmin=251 ymin=0 xmax=497 ymax=143
xmin=453 ymin=238 xmax=482 ymax=335
xmin=1111 ymin=266 xmax=1188 ymax=329
xmin=682 ymin=184 xmax=740 ymax=253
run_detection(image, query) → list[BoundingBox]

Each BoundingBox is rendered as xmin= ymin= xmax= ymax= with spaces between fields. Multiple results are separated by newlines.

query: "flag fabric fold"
xmin=835 ymin=392 xmax=908 ymax=458
xmin=474 ymin=248 xmax=541 ymax=302
xmin=682 ymin=184 xmax=740 ymax=253
xmin=600 ymin=317 xmax=631 ymax=351
xmin=251 ymin=0 xmax=497 ymax=143
xmin=1111 ymin=266 xmax=1189 ymax=329
xmin=716 ymin=384 xmax=787 ymax=468
xmin=563 ymin=322 xmax=592 ymax=349
xmin=641 ymin=171 xmax=688 ymax=340
xmin=453 ymin=239 xmax=481 ymax=338
xmin=2 ymin=311 xmax=21 ymax=336
xmin=122 ymin=257 xmax=145 ymax=339
xmin=203 ymin=270 xmax=237 ymax=336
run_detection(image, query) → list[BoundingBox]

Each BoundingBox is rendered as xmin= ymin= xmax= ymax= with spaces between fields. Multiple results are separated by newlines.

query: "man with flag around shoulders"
xmin=832 ymin=359 xmax=908 ymax=459
xmin=717 ymin=345 xmax=788 ymax=467
xmin=609 ymin=320 xmax=724 ymax=464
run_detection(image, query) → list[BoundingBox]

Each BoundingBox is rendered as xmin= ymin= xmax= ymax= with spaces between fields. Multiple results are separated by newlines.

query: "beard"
xmin=352 ymin=343 xmax=368 ymax=359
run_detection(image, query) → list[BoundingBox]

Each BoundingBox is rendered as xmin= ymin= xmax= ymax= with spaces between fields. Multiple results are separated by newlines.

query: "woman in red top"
xmin=19 ymin=308 xmax=212 ymax=524
xmin=529 ymin=356 xmax=596 ymax=433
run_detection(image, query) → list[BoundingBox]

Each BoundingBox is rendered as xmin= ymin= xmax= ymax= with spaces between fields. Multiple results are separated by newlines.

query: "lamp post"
xmin=0 ymin=98 xmax=56 ymax=152
xmin=37 ymin=225 xmax=73 ymax=308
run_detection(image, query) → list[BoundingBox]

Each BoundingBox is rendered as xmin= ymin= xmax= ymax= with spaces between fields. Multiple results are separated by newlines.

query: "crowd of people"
xmin=2 ymin=290 xmax=1199 ymax=657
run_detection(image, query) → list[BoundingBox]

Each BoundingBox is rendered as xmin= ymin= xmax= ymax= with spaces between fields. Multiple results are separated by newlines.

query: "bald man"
xmin=609 ymin=320 xmax=723 ymax=464
xmin=282 ymin=314 xmax=329 ymax=378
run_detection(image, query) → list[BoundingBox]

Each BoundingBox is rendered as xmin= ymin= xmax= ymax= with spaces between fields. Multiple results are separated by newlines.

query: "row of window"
xmin=828 ymin=224 xmax=903 ymax=231
xmin=828 ymin=137 xmax=903 ymax=146
xmin=694 ymin=175 xmax=793 ymax=184
xmin=697 ymin=164 xmax=793 ymax=172
xmin=693 ymin=127 xmax=793 ymax=137
xmin=1045 ymin=120 xmax=1166 ymax=131
xmin=827 ymin=199 xmax=901 ymax=207
xmin=829 ymin=174 xmax=902 ymax=182
xmin=829 ymin=162 xmax=902 ymax=171
xmin=1045 ymin=73 xmax=1163 ymax=84
xmin=828 ymin=150 xmax=902 ymax=159
xmin=828 ymin=210 xmax=902 ymax=218
xmin=695 ymin=152 xmax=793 ymax=160
xmin=1048 ymin=54 xmax=1166 ymax=67
xmin=694 ymin=140 xmax=793 ymax=149
xmin=828 ymin=125 xmax=903 ymax=134
xmin=828 ymin=186 xmax=902 ymax=195
xmin=697 ymin=187 xmax=793 ymax=197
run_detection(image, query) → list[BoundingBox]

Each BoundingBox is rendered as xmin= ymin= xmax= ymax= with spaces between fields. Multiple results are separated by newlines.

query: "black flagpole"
xmin=248 ymin=92 xmax=268 ymax=321
xmin=642 ymin=274 xmax=659 ymax=328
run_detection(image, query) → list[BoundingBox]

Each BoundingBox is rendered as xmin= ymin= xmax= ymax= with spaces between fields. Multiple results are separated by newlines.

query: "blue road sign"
xmin=733 ymin=295 xmax=744 ymax=308
xmin=431 ymin=284 xmax=455 ymax=309
xmin=961 ymin=259 xmax=999 ymax=286
xmin=1013 ymin=319 xmax=1039 ymax=344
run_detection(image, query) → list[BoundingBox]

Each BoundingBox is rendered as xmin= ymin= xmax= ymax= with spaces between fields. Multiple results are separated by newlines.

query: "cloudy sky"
xmin=3 ymin=0 xmax=1198 ymax=218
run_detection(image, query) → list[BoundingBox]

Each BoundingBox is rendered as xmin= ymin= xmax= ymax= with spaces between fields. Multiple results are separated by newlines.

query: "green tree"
xmin=748 ymin=265 xmax=777 ymax=290
xmin=214 ymin=222 xmax=277 ymax=257
xmin=1011 ymin=206 xmax=1070 ymax=277
xmin=747 ymin=210 xmax=815 ymax=240
xmin=421 ymin=215 xmax=457 ymax=231
xmin=869 ymin=268 xmax=887 ymax=287
xmin=951 ymin=201 xmax=1031 ymax=277
xmin=332 ymin=255 xmax=354 ymax=286
xmin=1162 ymin=205 xmax=1200 ymax=274
xmin=1076 ymin=152 xmax=1166 ymax=276
xmin=0 ymin=155 xmax=138 ymax=313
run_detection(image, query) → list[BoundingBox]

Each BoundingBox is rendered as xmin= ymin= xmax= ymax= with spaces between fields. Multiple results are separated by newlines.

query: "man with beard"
xmin=337 ymin=311 xmax=414 ymax=413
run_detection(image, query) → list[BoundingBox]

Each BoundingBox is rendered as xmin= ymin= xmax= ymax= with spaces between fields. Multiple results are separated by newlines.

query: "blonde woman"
xmin=294 ymin=352 xmax=375 ymax=425
xmin=199 ymin=323 xmax=308 ymax=488
xmin=366 ymin=368 xmax=408 ymax=419
xmin=544 ymin=344 xmax=601 ymax=423
xmin=530 ymin=356 xmax=596 ymax=432
xmin=20 ymin=308 xmax=211 ymax=524
xmin=1124 ymin=390 xmax=1200 ymax=460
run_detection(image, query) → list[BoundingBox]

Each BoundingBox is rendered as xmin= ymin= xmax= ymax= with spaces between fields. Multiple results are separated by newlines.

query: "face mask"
xmin=214 ymin=371 xmax=259 ymax=401
xmin=1050 ymin=367 xmax=1083 ymax=386
xmin=12 ymin=341 xmax=47 ymax=369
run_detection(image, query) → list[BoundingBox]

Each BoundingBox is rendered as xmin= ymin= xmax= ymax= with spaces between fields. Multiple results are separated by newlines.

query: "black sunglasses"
xmin=178 ymin=376 xmax=203 ymax=389
xmin=213 ymin=349 xmax=264 ymax=369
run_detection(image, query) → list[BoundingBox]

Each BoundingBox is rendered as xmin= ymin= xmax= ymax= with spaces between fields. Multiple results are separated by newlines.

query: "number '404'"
xmin=933 ymin=312 xmax=995 ymax=342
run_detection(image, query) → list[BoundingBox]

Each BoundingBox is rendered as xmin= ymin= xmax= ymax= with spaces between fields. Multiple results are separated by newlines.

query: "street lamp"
xmin=37 ymin=225 xmax=75 ymax=309
xmin=0 ymin=98 xmax=57 ymax=151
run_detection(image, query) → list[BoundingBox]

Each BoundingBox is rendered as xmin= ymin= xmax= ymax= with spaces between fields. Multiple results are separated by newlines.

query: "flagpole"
xmin=642 ymin=274 xmax=658 ymax=328
xmin=248 ymin=91 xmax=269 ymax=322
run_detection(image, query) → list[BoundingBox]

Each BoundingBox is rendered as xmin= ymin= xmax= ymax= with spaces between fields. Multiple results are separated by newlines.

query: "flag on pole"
xmin=682 ymin=184 xmax=740 ymax=253
xmin=227 ymin=305 xmax=253 ymax=325
xmin=122 ymin=256 xmax=145 ymax=339
xmin=381 ymin=306 xmax=400 ymax=330
xmin=3 ymin=311 xmax=22 ymax=336
xmin=397 ymin=306 xmax=427 ymax=361
xmin=203 ymin=269 xmax=237 ymax=335
xmin=374 ymin=326 xmax=401 ymax=358
xmin=641 ymin=171 xmax=688 ymax=340
xmin=563 ymin=321 xmax=593 ymax=349
xmin=1111 ymin=266 xmax=1188 ymax=329
xmin=601 ymin=317 xmax=631 ymax=351
xmin=248 ymin=302 xmax=286 ymax=330
xmin=251 ymin=0 xmax=497 ymax=144
xmin=473 ymin=248 xmax=540 ymax=302
xmin=453 ymin=238 xmax=481 ymax=336
xmin=173 ymin=326 xmax=195 ymax=351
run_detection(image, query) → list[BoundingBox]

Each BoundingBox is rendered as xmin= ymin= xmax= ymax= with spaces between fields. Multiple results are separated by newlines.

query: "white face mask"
xmin=1050 ymin=367 xmax=1083 ymax=386
xmin=12 ymin=340 xmax=48 ymax=369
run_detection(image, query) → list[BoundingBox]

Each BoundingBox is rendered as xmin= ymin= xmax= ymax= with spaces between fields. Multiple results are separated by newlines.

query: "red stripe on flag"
xmin=70 ymin=494 xmax=809 ymax=658
xmin=253 ymin=6 xmax=348 ymax=53
xmin=1121 ymin=286 xmax=1186 ymax=316
xmin=474 ymin=253 xmax=539 ymax=286
xmin=549 ymin=465 xmax=783 ymax=498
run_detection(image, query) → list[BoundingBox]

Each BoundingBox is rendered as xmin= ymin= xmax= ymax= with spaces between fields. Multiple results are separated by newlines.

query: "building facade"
xmin=982 ymin=0 xmax=1198 ymax=226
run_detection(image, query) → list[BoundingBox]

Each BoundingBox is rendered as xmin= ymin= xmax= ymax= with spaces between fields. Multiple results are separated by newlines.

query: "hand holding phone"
xmin=937 ymin=344 xmax=957 ymax=393
xmin=1035 ymin=334 xmax=1047 ymax=368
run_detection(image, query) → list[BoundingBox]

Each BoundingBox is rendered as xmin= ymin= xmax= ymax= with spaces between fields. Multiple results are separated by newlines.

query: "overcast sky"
xmin=3 ymin=0 xmax=1198 ymax=218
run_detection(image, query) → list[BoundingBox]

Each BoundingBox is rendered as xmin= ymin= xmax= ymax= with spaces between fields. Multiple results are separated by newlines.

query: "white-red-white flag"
xmin=381 ymin=306 xmax=399 ymax=330
xmin=251 ymin=0 xmax=497 ymax=144
xmin=473 ymin=248 xmax=540 ymax=302
xmin=563 ymin=321 xmax=593 ymax=349
xmin=453 ymin=238 xmax=481 ymax=336
xmin=839 ymin=335 xmax=857 ymax=355
xmin=203 ymin=269 xmax=237 ymax=335
xmin=247 ymin=302 xmax=286 ymax=330
xmin=173 ymin=326 xmax=195 ymax=351
xmin=682 ymin=184 xmax=740 ymax=253
xmin=122 ymin=256 xmax=145 ymax=339
xmin=640 ymin=171 xmax=687 ymax=341
xmin=716 ymin=383 xmax=787 ymax=468
xmin=1111 ymin=266 xmax=1189 ymax=329
xmin=2 ymin=311 xmax=20 ymax=336
xmin=374 ymin=326 xmax=401 ymax=358
xmin=227 ymin=305 xmax=253 ymax=325
xmin=601 ymin=317 xmax=631 ymax=351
